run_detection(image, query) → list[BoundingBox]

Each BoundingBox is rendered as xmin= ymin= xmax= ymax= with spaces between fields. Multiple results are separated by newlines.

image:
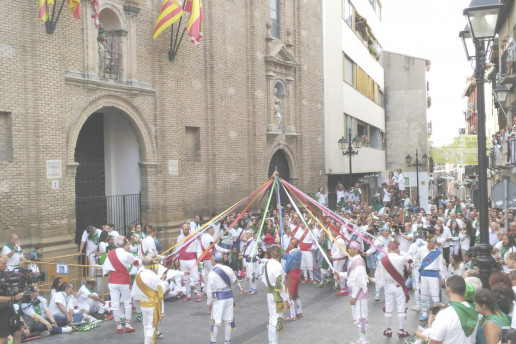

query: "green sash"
xmin=34 ymin=303 xmax=42 ymax=315
xmin=483 ymin=312 xmax=510 ymax=327
xmin=449 ymin=301 xmax=478 ymax=337
xmin=5 ymin=242 xmax=22 ymax=254
xmin=89 ymin=232 xmax=99 ymax=245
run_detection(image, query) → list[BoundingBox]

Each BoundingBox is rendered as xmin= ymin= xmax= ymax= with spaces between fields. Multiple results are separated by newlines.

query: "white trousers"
xmin=333 ymin=260 xmax=347 ymax=289
xmin=420 ymin=275 xmax=440 ymax=313
xmin=108 ymin=283 xmax=132 ymax=326
xmin=87 ymin=251 xmax=97 ymax=277
xmin=351 ymin=299 xmax=368 ymax=342
xmin=384 ymin=284 xmax=406 ymax=318
xmin=202 ymin=259 xmax=213 ymax=285
xmin=180 ymin=259 xmax=200 ymax=296
xmin=300 ymin=251 xmax=314 ymax=279
xmin=78 ymin=294 xmax=102 ymax=314
xmin=141 ymin=306 xmax=155 ymax=344
xmin=450 ymin=244 xmax=460 ymax=256
xmin=267 ymin=293 xmax=283 ymax=344
xmin=412 ymin=265 xmax=421 ymax=307
xmin=289 ymin=298 xmax=302 ymax=318
xmin=245 ymin=261 xmax=258 ymax=290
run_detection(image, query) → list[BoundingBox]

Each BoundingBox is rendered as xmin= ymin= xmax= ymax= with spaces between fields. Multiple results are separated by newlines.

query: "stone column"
xmin=123 ymin=1 xmax=141 ymax=81
xmin=138 ymin=162 xmax=159 ymax=223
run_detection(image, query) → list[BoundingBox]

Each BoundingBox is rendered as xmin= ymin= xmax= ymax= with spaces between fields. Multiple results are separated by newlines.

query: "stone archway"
xmin=67 ymin=94 xmax=157 ymax=164
xmin=68 ymin=95 xmax=158 ymax=243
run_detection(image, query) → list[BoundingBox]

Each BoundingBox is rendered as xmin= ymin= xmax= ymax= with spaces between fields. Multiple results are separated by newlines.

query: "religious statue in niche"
xmin=273 ymin=87 xmax=282 ymax=130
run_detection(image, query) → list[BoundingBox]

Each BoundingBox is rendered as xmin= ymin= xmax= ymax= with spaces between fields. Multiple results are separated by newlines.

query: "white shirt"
xmin=108 ymin=230 xmax=120 ymax=243
xmin=316 ymin=192 xmax=327 ymax=205
xmin=336 ymin=189 xmax=346 ymax=204
xmin=102 ymin=247 xmax=140 ymax=276
xmin=374 ymin=252 xmax=409 ymax=288
xmin=397 ymin=232 xmax=413 ymax=255
xmin=397 ymin=173 xmax=405 ymax=191
xmin=176 ymin=233 xmax=201 ymax=260
xmin=76 ymin=285 xmax=95 ymax=310
xmin=330 ymin=235 xmax=347 ymax=260
xmin=413 ymin=245 xmax=447 ymax=277
xmin=2 ymin=245 xmax=23 ymax=270
xmin=441 ymin=226 xmax=452 ymax=248
xmin=262 ymin=259 xmax=286 ymax=301
xmin=141 ymin=236 xmax=157 ymax=257
xmin=131 ymin=268 xmax=162 ymax=302
xmin=81 ymin=228 xmax=103 ymax=254
xmin=206 ymin=264 xmax=237 ymax=305
xmin=382 ymin=188 xmax=392 ymax=203
xmin=49 ymin=291 xmax=73 ymax=315
xmin=429 ymin=301 xmax=478 ymax=344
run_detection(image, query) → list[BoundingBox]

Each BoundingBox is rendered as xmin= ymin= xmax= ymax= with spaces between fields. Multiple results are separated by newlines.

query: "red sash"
xmin=179 ymin=238 xmax=197 ymax=261
xmin=108 ymin=250 xmax=131 ymax=285
xmin=298 ymin=230 xmax=312 ymax=251
xmin=380 ymin=255 xmax=410 ymax=302
xmin=200 ymin=237 xmax=214 ymax=261
xmin=291 ymin=224 xmax=300 ymax=237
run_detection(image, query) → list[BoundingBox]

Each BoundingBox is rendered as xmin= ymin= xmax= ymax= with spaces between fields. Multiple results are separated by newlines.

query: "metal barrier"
xmin=25 ymin=253 xmax=110 ymax=300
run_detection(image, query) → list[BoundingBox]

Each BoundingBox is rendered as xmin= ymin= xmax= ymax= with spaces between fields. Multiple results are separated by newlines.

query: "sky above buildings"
xmin=382 ymin=0 xmax=472 ymax=147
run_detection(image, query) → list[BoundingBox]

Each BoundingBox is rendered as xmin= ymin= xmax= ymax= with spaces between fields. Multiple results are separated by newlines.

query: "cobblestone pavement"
xmin=30 ymin=281 xmax=442 ymax=344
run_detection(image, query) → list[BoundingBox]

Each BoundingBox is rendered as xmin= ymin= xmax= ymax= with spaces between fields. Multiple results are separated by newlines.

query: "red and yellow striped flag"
xmin=185 ymin=0 xmax=203 ymax=46
xmin=38 ymin=0 xmax=54 ymax=22
xmin=153 ymin=0 xmax=184 ymax=39
xmin=67 ymin=0 xmax=80 ymax=19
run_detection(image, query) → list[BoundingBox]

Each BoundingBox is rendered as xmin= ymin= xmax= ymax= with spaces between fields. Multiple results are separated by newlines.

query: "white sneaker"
xmin=62 ymin=326 xmax=73 ymax=334
xmin=40 ymin=331 xmax=51 ymax=337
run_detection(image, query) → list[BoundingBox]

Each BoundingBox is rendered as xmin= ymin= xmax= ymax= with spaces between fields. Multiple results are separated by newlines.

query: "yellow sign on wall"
xmin=430 ymin=135 xmax=492 ymax=165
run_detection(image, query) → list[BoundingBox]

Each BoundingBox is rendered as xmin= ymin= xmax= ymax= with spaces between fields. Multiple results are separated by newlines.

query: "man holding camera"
xmin=0 ymin=254 xmax=25 ymax=344
xmin=21 ymin=286 xmax=72 ymax=336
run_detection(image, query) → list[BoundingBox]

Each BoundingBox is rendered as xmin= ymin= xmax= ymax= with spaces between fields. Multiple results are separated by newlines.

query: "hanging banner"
xmin=430 ymin=135 xmax=492 ymax=165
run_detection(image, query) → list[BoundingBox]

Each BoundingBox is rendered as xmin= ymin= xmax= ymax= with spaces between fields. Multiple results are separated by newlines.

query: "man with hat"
xmin=206 ymin=251 xmax=241 ymax=344
xmin=371 ymin=241 xmax=411 ymax=338
xmin=131 ymin=256 xmax=163 ymax=344
xmin=335 ymin=241 xmax=370 ymax=344
xmin=141 ymin=226 xmax=158 ymax=258
xmin=366 ymin=225 xmax=393 ymax=301
xmin=103 ymin=236 xmax=142 ymax=333
xmin=262 ymin=245 xmax=289 ymax=344
xmin=413 ymin=235 xmax=447 ymax=321
xmin=79 ymin=225 xmax=103 ymax=276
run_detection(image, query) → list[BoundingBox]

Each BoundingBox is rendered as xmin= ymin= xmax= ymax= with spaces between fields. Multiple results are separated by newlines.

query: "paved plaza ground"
xmin=30 ymin=281 xmax=439 ymax=344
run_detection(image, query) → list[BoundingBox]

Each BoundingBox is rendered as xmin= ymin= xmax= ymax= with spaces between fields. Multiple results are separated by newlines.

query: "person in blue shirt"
xmin=283 ymin=239 xmax=303 ymax=321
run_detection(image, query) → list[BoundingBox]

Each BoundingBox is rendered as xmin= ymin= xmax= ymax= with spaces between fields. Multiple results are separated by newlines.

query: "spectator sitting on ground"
xmin=76 ymin=279 xmax=106 ymax=319
xmin=21 ymin=286 xmax=72 ymax=337
xmin=49 ymin=283 xmax=85 ymax=326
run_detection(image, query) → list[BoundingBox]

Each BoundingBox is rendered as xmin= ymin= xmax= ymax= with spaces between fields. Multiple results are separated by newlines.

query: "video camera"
xmin=0 ymin=268 xmax=45 ymax=303
xmin=392 ymin=223 xmax=403 ymax=234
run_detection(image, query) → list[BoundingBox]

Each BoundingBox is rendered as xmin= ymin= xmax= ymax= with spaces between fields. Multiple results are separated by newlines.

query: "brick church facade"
xmin=0 ymin=0 xmax=325 ymax=254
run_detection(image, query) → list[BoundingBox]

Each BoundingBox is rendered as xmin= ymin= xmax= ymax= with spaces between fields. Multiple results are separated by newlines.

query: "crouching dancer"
xmin=207 ymin=252 xmax=241 ymax=344
xmin=334 ymin=241 xmax=369 ymax=344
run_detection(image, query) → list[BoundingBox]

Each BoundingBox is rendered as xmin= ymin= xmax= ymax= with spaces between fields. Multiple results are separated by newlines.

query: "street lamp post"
xmin=405 ymin=150 xmax=428 ymax=206
xmin=338 ymin=128 xmax=362 ymax=187
xmin=460 ymin=0 xmax=502 ymax=288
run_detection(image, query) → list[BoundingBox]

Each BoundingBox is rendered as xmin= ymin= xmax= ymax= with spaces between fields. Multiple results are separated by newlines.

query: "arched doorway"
xmin=268 ymin=150 xmax=290 ymax=209
xmin=74 ymin=108 xmax=141 ymax=243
